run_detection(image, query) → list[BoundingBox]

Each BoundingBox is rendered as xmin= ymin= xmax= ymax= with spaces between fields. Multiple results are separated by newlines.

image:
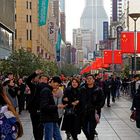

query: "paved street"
xmin=19 ymin=97 xmax=140 ymax=140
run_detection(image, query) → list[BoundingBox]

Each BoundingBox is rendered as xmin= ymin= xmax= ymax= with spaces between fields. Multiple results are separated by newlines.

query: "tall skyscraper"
xmin=60 ymin=0 xmax=66 ymax=42
xmin=112 ymin=0 xmax=123 ymax=22
xmin=80 ymin=0 xmax=108 ymax=44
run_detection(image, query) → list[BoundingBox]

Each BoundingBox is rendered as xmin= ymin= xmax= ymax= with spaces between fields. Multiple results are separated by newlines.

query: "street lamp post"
xmin=129 ymin=13 xmax=140 ymax=75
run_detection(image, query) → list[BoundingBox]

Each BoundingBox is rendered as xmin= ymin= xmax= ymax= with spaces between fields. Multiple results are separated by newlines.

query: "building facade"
xmin=112 ymin=0 xmax=123 ymax=22
xmin=0 ymin=0 xmax=15 ymax=59
xmin=15 ymin=0 xmax=56 ymax=60
xmin=80 ymin=0 xmax=108 ymax=45
xmin=73 ymin=28 xmax=94 ymax=60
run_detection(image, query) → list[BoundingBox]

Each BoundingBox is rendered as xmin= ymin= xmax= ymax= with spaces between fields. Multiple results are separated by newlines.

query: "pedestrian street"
xmin=19 ymin=97 xmax=140 ymax=140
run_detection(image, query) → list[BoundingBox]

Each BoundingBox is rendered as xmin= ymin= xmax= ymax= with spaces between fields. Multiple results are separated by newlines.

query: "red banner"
xmin=137 ymin=32 xmax=140 ymax=53
xmin=80 ymin=65 xmax=91 ymax=74
xmin=114 ymin=50 xmax=122 ymax=64
xmin=121 ymin=32 xmax=134 ymax=53
xmin=102 ymin=58 xmax=109 ymax=68
xmin=96 ymin=58 xmax=103 ymax=69
xmin=91 ymin=61 xmax=97 ymax=70
xmin=104 ymin=50 xmax=112 ymax=64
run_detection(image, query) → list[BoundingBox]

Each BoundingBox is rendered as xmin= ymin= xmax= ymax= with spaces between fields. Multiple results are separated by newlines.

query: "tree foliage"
xmin=121 ymin=65 xmax=129 ymax=78
xmin=60 ymin=63 xmax=79 ymax=76
xmin=0 ymin=49 xmax=59 ymax=77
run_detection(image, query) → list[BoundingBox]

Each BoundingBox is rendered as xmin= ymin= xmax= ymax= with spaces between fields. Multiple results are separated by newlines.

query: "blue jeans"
xmin=44 ymin=122 xmax=62 ymax=140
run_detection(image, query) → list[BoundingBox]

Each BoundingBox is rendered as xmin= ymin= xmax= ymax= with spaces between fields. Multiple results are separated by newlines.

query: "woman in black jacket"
xmin=62 ymin=77 xmax=81 ymax=140
xmin=132 ymin=85 xmax=140 ymax=128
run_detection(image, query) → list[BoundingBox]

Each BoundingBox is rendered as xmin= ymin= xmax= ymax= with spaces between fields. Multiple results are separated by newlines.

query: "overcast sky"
xmin=65 ymin=0 xmax=111 ymax=42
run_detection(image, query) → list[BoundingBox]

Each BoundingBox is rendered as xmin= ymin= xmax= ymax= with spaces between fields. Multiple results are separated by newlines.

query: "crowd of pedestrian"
xmin=0 ymin=71 xmax=140 ymax=140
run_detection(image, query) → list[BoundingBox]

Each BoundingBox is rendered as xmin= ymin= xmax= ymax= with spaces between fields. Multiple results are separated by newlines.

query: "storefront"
xmin=0 ymin=22 xmax=13 ymax=59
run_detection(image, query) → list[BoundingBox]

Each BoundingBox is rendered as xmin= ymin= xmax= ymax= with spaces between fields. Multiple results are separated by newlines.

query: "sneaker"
xmin=66 ymin=132 xmax=71 ymax=140
xmin=94 ymin=130 xmax=98 ymax=136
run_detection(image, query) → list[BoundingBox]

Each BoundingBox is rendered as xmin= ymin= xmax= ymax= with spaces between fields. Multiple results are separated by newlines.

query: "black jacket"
xmin=61 ymin=87 xmax=81 ymax=134
xmin=40 ymin=85 xmax=59 ymax=123
xmin=80 ymin=85 xmax=105 ymax=115
xmin=103 ymin=79 xmax=111 ymax=93
xmin=26 ymin=72 xmax=48 ymax=113
xmin=132 ymin=89 xmax=140 ymax=111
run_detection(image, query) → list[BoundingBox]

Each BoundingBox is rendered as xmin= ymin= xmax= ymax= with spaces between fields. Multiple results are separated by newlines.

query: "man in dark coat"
xmin=80 ymin=74 xmax=105 ymax=140
xmin=103 ymin=76 xmax=111 ymax=107
xmin=132 ymin=85 xmax=140 ymax=128
xmin=26 ymin=70 xmax=49 ymax=140
xmin=40 ymin=76 xmax=66 ymax=140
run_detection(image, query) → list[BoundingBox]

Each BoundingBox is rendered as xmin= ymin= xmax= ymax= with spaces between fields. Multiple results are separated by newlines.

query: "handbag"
xmin=130 ymin=111 xmax=136 ymax=122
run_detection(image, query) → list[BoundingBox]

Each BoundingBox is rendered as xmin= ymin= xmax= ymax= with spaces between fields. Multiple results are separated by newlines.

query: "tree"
xmin=121 ymin=65 xmax=129 ymax=78
xmin=40 ymin=60 xmax=60 ymax=76
xmin=0 ymin=49 xmax=59 ymax=77
xmin=60 ymin=63 xmax=79 ymax=76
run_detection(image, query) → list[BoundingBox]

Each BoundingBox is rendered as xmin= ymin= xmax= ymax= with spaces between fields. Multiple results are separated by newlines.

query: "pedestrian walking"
xmin=132 ymin=85 xmax=140 ymax=128
xmin=80 ymin=74 xmax=105 ymax=140
xmin=103 ymin=76 xmax=111 ymax=107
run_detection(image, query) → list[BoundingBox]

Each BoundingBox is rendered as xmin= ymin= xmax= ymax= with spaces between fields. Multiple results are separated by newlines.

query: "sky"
xmin=65 ymin=0 xmax=111 ymax=42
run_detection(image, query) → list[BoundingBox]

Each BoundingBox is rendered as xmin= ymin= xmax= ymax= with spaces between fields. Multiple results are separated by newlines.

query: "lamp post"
xmin=129 ymin=13 xmax=140 ymax=75
xmin=108 ymin=37 xmax=116 ymax=74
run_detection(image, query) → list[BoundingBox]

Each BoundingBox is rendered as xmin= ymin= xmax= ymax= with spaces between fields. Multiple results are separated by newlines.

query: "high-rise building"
xmin=59 ymin=0 xmax=66 ymax=42
xmin=80 ymin=0 xmax=108 ymax=44
xmin=112 ymin=0 xmax=124 ymax=22
xmin=52 ymin=0 xmax=59 ymax=26
xmin=0 ymin=0 xmax=14 ymax=59
xmin=15 ymin=0 xmax=55 ymax=60
xmin=73 ymin=28 xmax=94 ymax=61
xmin=60 ymin=12 xmax=66 ymax=42
xmin=73 ymin=29 xmax=83 ymax=50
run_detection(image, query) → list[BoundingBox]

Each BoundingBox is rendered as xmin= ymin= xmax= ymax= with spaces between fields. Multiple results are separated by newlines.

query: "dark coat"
xmin=40 ymin=85 xmax=59 ymax=123
xmin=80 ymin=85 xmax=105 ymax=120
xmin=132 ymin=88 xmax=140 ymax=128
xmin=61 ymin=87 xmax=81 ymax=134
xmin=26 ymin=72 xmax=48 ymax=113
xmin=103 ymin=79 xmax=111 ymax=94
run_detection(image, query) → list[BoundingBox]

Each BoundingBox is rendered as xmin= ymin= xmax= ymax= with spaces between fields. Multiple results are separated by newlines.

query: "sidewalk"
xmin=19 ymin=97 xmax=140 ymax=140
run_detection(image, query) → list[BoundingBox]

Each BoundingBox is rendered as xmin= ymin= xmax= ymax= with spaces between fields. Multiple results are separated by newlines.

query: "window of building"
xmin=30 ymin=30 xmax=32 ymax=40
xmin=27 ymin=30 xmax=28 ymax=40
xmin=26 ymin=1 xmax=28 ymax=9
xmin=30 ymin=2 xmax=32 ymax=9
xmin=26 ymin=15 xmax=28 ymax=22
xmin=30 ymin=15 xmax=32 ymax=23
